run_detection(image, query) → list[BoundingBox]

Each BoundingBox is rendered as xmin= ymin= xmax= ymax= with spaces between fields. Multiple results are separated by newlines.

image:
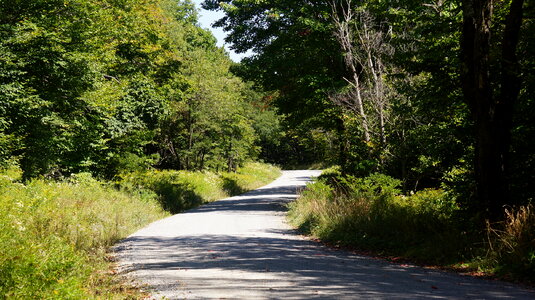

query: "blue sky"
xmin=191 ymin=0 xmax=252 ymax=62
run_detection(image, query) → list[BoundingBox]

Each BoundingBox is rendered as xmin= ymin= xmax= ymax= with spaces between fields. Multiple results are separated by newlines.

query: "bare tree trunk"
xmin=330 ymin=2 xmax=392 ymax=150
xmin=330 ymin=0 xmax=371 ymax=143
xmin=379 ymin=106 xmax=386 ymax=147
xmin=364 ymin=38 xmax=387 ymax=147
xmin=360 ymin=12 xmax=393 ymax=150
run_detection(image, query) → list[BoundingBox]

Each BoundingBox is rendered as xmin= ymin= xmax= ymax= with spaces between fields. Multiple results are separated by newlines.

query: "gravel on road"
xmin=115 ymin=170 xmax=535 ymax=299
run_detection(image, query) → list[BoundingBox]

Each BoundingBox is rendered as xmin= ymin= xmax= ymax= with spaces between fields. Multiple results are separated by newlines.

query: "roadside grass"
xmin=0 ymin=162 xmax=280 ymax=298
xmin=482 ymin=205 xmax=535 ymax=281
xmin=288 ymin=168 xmax=535 ymax=283
xmin=0 ymin=169 xmax=167 ymax=299
xmin=220 ymin=162 xmax=282 ymax=195
xmin=284 ymin=161 xmax=331 ymax=171
xmin=121 ymin=162 xmax=281 ymax=214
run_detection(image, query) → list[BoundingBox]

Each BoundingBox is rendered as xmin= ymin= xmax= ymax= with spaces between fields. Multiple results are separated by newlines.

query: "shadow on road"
xmin=185 ymin=184 xmax=300 ymax=214
xmin=116 ymin=170 xmax=534 ymax=299
xmin=120 ymin=233 xmax=534 ymax=299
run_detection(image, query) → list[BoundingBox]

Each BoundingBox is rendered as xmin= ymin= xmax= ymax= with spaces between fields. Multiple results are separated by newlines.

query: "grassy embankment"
xmin=288 ymin=167 xmax=535 ymax=284
xmin=120 ymin=162 xmax=281 ymax=214
xmin=0 ymin=162 xmax=280 ymax=299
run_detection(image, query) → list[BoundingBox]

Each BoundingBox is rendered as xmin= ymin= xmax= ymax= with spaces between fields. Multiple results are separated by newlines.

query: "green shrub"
xmin=317 ymin=165 xmax=342 ymax=181
xmin=341 ymin=173 xmax=401 ymax=200
xmin=398 ymin=189 xmax=458 ymax=219
xmin=288 ymin=173 xmax=464 ymax=263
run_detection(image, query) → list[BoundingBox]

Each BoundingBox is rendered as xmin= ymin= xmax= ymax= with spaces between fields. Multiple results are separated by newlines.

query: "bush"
xmin=288 ymin=173 xmax=463 ymax=263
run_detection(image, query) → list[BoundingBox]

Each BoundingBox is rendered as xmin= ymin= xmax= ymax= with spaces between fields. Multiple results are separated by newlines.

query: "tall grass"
xmin=288 ymin=173 xmax=464 ymax=263
xmin=0 ymin=162 xmax=280 ymax=298
xmin=121 ymin=170 xmax=226 ymax=213
xmin=220 ymin=162 xmax=281 ymax=195
xmin=0 ymin=170 xmax=168 ymax=298
xmin=485 ymin=205 xmax=535 ymax=280
xmin=288 ymin=168 xmax=535 ymax=282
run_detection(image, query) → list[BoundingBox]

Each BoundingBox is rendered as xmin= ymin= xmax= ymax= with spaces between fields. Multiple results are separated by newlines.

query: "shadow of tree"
xmin=150 ymin=181 xmax=202 ymax=214
xmin=119 ymin=233 xmax=535 ymax=299
xmin=116 ymin=170 xmax=534 ymax=299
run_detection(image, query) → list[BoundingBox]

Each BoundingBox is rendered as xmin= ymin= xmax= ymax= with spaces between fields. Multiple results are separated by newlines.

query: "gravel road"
xmin=115 ymin=170 xmax=534 ymax=299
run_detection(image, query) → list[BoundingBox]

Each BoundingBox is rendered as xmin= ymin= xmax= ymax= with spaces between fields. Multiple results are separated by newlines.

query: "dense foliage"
xmin=204 ymin=0 xmax=534 ymax=218
xmin=0 ymin=0 xmax=533 ymax=290
xmin=0 ymin=0 xmax=281 ymax=179
xmin=0 ymin=0 xmax=285 ymax=297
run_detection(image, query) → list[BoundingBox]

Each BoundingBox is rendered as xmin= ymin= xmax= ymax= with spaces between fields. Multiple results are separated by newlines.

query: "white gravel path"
xmin=114 ymin=170 xmax=535 ymax=299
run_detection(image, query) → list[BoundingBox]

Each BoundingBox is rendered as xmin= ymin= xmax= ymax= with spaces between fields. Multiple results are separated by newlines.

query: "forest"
xmin=0 ymin=0 xmax=533 ymax=297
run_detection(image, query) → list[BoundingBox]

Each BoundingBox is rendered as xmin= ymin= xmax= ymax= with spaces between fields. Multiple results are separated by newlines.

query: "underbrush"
xmin=288 ymin=172 xmax=464 ymax=264
xmin=0 ymin=162 xmax=281 ymax=298
xmin=484 ymin=205 xmax=535 ymax=281
xmin=121 ymin=162 xmax=281 ymax=213
xmin=288 ymin=168 xmax=534 ymax=282
xmin=0 ymin=169 xmax=167 ymax=299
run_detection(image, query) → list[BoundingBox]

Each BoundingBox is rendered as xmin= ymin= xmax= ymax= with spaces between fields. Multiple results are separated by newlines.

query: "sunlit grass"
xmin=0 ymin=162 xmax=281 ymax=298
xmin=0 ymin=170 xmax=167 ymax=298
xmin=121 ymin=162 xmax=281 ymax=214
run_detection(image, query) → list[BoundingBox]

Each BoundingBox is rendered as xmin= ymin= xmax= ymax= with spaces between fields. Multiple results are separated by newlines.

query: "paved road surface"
xmin=115 ymin=170 xmax=534 ymax=299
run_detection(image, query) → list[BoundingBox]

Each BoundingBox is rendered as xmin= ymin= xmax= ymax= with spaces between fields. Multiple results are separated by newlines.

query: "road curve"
xmin=115 ymin=170 xmax=534 ymax=299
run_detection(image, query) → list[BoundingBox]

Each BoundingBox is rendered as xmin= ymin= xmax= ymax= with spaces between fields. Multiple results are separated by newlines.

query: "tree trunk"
xmin=350 ymin=72 xmax=371 ymax=143
xmin=336 ymin=117 xmax=348 ymax=172
xmin=461 ymin=0 xmax=524 ymax=221
xmin=497 ymin=0 xmax=524 ymax=208
xmin=330 ymin=0 xmax=371 ymax=143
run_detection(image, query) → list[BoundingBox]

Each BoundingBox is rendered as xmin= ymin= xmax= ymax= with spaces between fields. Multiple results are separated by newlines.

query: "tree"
xmin=329 ymin=1 xmax=394 ymax=162
xmin=203 ymin=0 xmax=353 ymax=167
xmin=461 ymin=0 xmax=525 ymax=220
xmin=0 ymin=0 xmax=264 ymax=178
xmin=329 ymin=0 xmax=371 ymax=143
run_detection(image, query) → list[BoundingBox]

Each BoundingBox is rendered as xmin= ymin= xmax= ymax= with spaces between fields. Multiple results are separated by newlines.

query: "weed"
xmin=288 ymin=174 xmax=465 ymax=264
xmin=486 ymin=205 xmax=535 ymax=281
